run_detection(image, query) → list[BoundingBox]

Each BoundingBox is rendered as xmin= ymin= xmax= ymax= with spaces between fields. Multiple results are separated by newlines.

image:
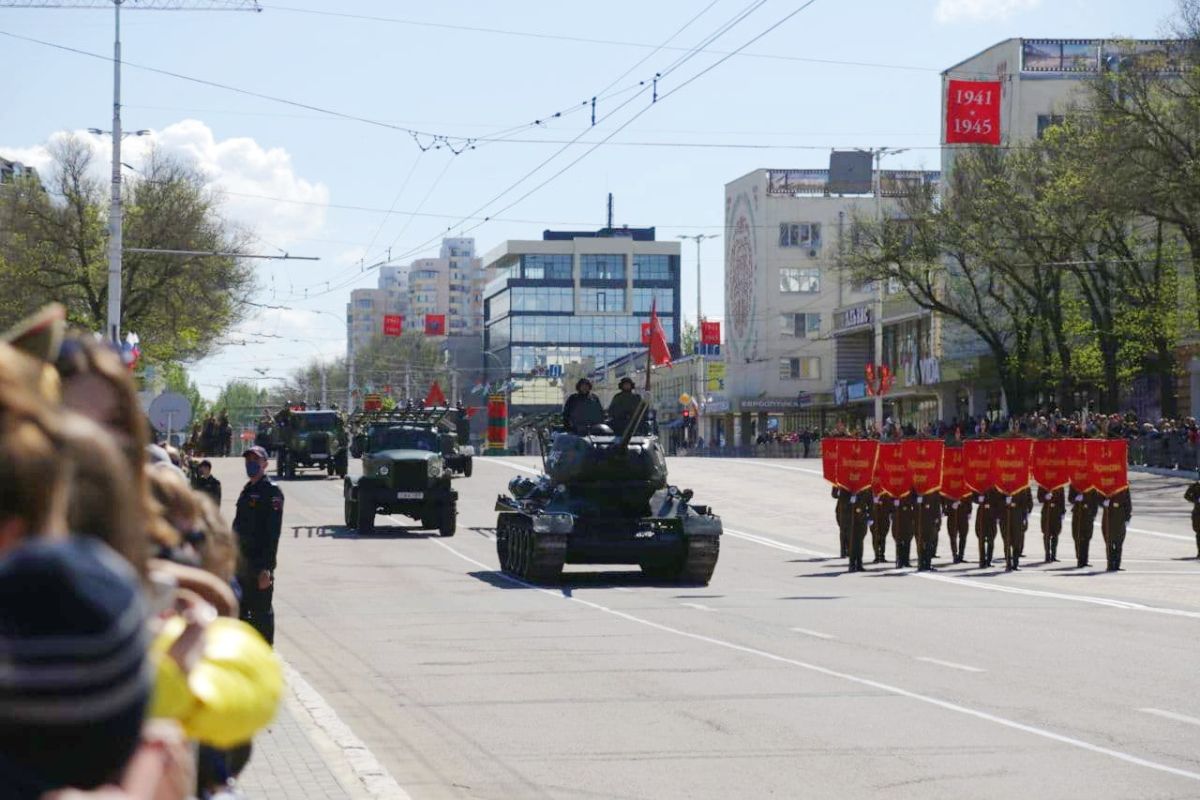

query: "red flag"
xmin=424 ymin=314 xmax=446 ymax=336
xmin=1086 ymin=439 xmax=1129 ymax=497
xmin=963 ymin=439 xmax=995 ymax=494
xmin=1032 ymin=439 xmax=1071 ymax=491
xmin=648 ymin=299 xmax=671 ymax=367
xmin=903 ymin=439 xmax=944 ymax=495
xmin=991 ymin=438 xmax=1033 ymax=495
xmin=876 ymin=443 xmax=912 ymax=497
xmin=945 ymin=79 xmax=1002 ymax=145
xmin=700 ymin=320 xmax=721 ymax=345
xmin=383 ymin=314 xmax=403 ymax=337
xmin=821 ymin=438 xmax=842 ymax=486
xmin=940 ymin=447 xmax=970 ymax=501
xmin=424 ymin=381 xmax=448 ymax=407
xmin=836 ymin=439 xmax=878 ymax=494
xmin=1065 ymin=439 xmax=1092 ymax=491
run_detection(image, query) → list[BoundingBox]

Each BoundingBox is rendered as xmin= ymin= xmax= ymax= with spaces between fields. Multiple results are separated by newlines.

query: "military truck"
xmin=343 ymin=409 xmax=457 ymax=537
xmin=494 ymin=404 xmax=721 ymax=585
xmin=274 ymin=410 xmax=348 ymax=479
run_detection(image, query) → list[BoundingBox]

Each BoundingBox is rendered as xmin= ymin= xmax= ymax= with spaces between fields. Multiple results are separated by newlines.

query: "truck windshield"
xmin=370 ymin=427 xmax=438 ymax=452
xmin=293 ymin=413 xmax=339 ymax=432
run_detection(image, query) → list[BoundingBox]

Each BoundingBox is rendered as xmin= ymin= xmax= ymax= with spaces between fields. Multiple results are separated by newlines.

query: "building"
xmin=0 ymin=157 xmax=38 ymax=187
xmin=482 ymin=227 xmax=681 ymax=413
xmin=722 ymin=167 xmax=941 ymax=443
xmin=408 ymin=238 xmax=485 ymax=338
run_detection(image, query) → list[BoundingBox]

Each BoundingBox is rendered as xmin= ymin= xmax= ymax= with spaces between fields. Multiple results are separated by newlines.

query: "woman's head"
xmin=55 ymin=332 xmax=149 ymax=469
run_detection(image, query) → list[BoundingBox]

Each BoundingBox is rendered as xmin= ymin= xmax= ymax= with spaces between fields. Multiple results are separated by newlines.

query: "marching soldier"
xmin=974 ymin=488 xmax=1000 ymax=568
xmin=833 ymin=483 xmax=851 ymax=559
xmin=846 ymin=486 xmax=873 ymax=572
xmin=1100 ymin=488 xmax=1132 ymax=571
xmin=914 ymin=489 xmax=942 ymax=571
xmin=1070 ymin=483 xmax=1099 ymax=569
xmin=1185 ymin=479 xmax=1200 ymax=558
xmin=1039 ymin=484 xmax=1066 ymax=562
xmin=1015 ymin=486 xmax=1032 ymax=558
xmin=893 ymin=491 xmax=916 ymax=569
xmin=998 ymin=489 xmax=1030 ymax=571
xmin=943 ymin=495 xmax=971 ymax=564
xmin=870 ymin=490 xmax=892 ymax=564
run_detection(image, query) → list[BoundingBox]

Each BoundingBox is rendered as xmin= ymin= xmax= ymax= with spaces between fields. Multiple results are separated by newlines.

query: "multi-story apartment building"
xmin=721 ymin=167 xmax=941 ymax=443
xmin=482 ymin=227 xmax=681 ymax=413
xmin=409 ymin=238 xmax=485 ymax=338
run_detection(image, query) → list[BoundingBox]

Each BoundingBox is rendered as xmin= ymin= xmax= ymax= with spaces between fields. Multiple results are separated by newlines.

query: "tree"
xmin=0 ymin=137 xmax=255 ymax=361
xmin=211 ymin=380 xmax=271 ymax=433
xmin=680 ymin=320 xmax=698 ymax=357
xmin=161 ymin=361 xmax=209 ymax=422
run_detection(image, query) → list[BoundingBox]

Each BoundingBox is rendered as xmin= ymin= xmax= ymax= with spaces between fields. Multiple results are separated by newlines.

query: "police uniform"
xmin=870 ymin=493 xmax=892 ymax=564
xmin=1100 ymin=489 xmax=1131 ymax=572
xmin=1185 ymin=481 xmax=1200 ymax=558
xmin=1039 ymin=486 xmax=1066 ymax=562
xmin=1070 ymin=485 xmax=1099 ymax=568
xmin=943 ymin=496 xmax=971 ymax=564
xmin=846 ymin=489 xmax=873 ymax=572
xmin=191 ymin=473 xmax=222 ymax=507
xmin=893 ymin=492 xmax=916 ymax=569
xmin=233 ymin=474 xmax=285 ymax=645
xmin=914 ymin=491 xmax=942 ymax=571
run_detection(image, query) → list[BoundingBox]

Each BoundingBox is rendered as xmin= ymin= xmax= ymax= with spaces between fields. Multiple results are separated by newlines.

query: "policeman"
xmin=190 ymin=459 xmax=222 ymax=506
xmin=562 ymin=378 xmax=604 ymax=435
xmin=893 ymin=491 xmax=916 ymax=569
xmin=1100 ymin=488 xmax=1131 ymax=571
xmin=943 ymin=494 xmax=971 ymax=564
xmin=1039 ymin=484 xmax=1066 ymax=562
xmin=233 ymin=445 xmax=284 ymax=646
xmin=870 ymin=490 xmax=892 ymax=564
xmin=914 ymin=489 xmax=942 ymax=571
xmin=1185 ymin=478 xmax=1200 ymax=558
xmin=607 ymin=377 xmax=643 ymax=437
xmin=846 ymin=487 xmax=873 ymax=572
xmin=1070 ymin=483 xmax=1099 ymax=569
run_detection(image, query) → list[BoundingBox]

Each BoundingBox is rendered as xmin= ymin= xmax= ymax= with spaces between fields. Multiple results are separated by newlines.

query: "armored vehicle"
xmin=343 ymin=409 xmax=457 ymax=537
xmin=494 ymin=404 xmax=721 ymax=585
xmin=275 ymin=410 xmax=348 ymax=479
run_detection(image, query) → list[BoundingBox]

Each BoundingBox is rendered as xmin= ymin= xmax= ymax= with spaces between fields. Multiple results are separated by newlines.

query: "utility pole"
xmin=679 ymin=233 xmax=717 ymax=442
xmin=870 ymin=147 xmax=909 ymax=432
xmin=0 ymin=0 xmax=262 ymax=344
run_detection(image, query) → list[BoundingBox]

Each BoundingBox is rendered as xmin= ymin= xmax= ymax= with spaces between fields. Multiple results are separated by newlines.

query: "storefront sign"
xmin=740 ymin=397 xmax=807 ymax=412
xmin=705 ymin=398 xmax=731 ymax=413
xmin=706 ymin=362 xmax=726 ymax=392
xmin=839 ymin=305 xmax=872 ymax=330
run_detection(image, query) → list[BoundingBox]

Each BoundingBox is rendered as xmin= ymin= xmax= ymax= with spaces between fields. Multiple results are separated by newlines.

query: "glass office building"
xmin=482 ymin=228 xmax=681 ymax=383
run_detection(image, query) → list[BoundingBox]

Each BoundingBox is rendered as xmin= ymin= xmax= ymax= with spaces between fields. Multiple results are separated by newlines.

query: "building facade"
xmin=482 ymin=227 xmax=681 ymax=412
xmin=409 ymin=238 xmax=485 ymax=338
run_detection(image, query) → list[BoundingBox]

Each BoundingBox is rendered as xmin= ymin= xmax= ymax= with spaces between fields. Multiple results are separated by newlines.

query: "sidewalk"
xmin=238 ymin=697 xmax=359 ymax=800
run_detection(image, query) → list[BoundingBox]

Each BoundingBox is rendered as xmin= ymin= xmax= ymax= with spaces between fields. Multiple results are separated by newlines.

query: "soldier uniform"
xmin=1185 ymin=481 xmax=1200 ymax=558
xmin=870 ymin=494 xmax=891 ymax=564
xmin=1015 ymin=487 xmax=1032 ymax=558
xmin=833 ymin=486 xmax=851 ymax=559
xmin=1039 ymin=486 xmax=1066 ymax=562
xmin=846 ymin=489 xmax=873 ymax=572
xmin=974 ymin=489 xmax=1000 ymax=568
xmin=893 ymin=492 xmax=916 ymax=569
xmin=1070 ymin=485 xmax=1099 ymax=569
xmin=914 ymin=492 xmax=942 ymax=571
xmin=944 ymin=497 xmax=971 ymax=564
xmin=233 ymin=450 xmax=285 ymax=646
xmin=607 ymin=378 xmax=643 ymax=437
xmin=1100 ymin=489 xmax=1131 ymax=572
xmin=998 ymin=491 xmax=1029 ymax=572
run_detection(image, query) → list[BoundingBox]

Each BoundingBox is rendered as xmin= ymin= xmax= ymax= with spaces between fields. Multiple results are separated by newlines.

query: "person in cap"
xmin=563 ymin=377 xmax=604 ymax=435
xmin=607 ymin=376 xmax=644 ymax=437
xmin=191 ymin=458 xmax=222 ymax=506
xmin=233 ymin=445 xmax=284 ymax=645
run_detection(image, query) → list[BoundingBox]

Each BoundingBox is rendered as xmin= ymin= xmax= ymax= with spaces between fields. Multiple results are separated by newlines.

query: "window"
xmin=779 ymin=222 xmax=822 ymax=249
xmin=779 ymin=357 xmax=821 ymax=381
xmin=579 ymin=288 xmax=626 ymax=312
xmin=580 ymin=254 xmax=626 ymax=281
xmin=520 ymin=254 xmax=572 ymax=280
xmin=632 ymin=288 xmax=673 ymax=313
xmin=355 ymin=298 xmax=374 ymax=309
xmin=1036 ymin=114 xmax=1065 ymax=139
xmin=780 ymin=267 xmax=820 ymax=293
xmin=633 ymin=254 xmax=673 ymax=281
xmin=780 ymin=313 xmax=820 ymax=338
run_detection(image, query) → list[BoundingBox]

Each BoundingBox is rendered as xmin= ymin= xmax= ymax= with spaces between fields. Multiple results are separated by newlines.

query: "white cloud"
xmin=934 ymin=0 xmax=1041 ymax=23
xmin=1 ymin=120 xmax=329 ymax=247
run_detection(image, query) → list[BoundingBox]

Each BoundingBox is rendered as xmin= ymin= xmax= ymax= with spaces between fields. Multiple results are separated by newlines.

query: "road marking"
xmin=477 ymin=457 xmax=541 ymax=475
xmin=916 ymin=656 xmax=986 ymax=673
xmin=429 ymin=538 xmax=1200 ymax=784
xmin=790 ymin=627 xmax=835 ymax=640
xmin=281 ymin=659 xmax=413 ymax=800
xmin=1140 ymin=708 xmax=1200 ymax=728
xmin=710 ymin=459 xmax=825 ymax=477
xmin=481 ymin=462 xmax=1200 ymax=622
xmin=680 ymin=602 xmax=714 ymax=611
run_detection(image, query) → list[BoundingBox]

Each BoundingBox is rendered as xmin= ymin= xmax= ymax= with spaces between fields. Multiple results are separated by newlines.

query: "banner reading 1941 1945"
xmin=944 ymin=79 xmax=1002 ymax=146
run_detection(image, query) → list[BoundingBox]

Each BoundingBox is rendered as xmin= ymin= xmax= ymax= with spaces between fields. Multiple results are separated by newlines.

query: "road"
xmin=211 ymin=455 xmax=1200 ymax=800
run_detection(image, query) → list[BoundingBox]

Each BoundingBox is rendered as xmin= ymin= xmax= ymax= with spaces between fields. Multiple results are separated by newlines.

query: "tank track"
xmin=678 ymin=534 xmax=720 ymax=585
xmin=497 ymin=513 xmax=567 ymax=584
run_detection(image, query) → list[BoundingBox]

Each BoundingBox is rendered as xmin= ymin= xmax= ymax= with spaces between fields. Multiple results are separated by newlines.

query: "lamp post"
xmin=865 ymin=147 xmax=909 ymax=431
xmin=677 ymin=233 xmax=718 ymax=336
xmin=679 ymin=233 xmax=717 ymax=444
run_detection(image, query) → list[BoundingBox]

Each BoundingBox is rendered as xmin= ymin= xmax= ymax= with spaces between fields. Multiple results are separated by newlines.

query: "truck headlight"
xmin=428 ymin=457 xmax=442 ymax=477
xmin=378 ymin=465 xmax=390 ymax=476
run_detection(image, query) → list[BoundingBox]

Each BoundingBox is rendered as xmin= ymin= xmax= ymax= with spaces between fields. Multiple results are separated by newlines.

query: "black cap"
xmin=618 ymin=377 xmax=635 ymax=389
xmin=576 ymin=377 xmax=593 ymax=390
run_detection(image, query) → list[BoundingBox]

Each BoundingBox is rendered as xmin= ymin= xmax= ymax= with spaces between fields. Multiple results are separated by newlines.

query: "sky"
xmin=0 ymin=0 xmax=1179 ymax=399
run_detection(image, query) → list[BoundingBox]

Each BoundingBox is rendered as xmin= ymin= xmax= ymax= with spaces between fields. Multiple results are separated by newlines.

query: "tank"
xmin=494 ymin=413 xmax=722 ymax=585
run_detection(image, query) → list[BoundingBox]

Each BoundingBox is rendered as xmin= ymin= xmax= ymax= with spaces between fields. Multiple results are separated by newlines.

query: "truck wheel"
xmin=463 ymin=458 xmax=473 ymax=478
xmin=326 ymin=461 xmax=335 ymax=477
xmin=438 ymin=502 xmax=457 ymax=537
xmin=357 ymin=494 xmax=375 ymax=536
xmin=344 ymin=496 xmax=358 ymax=528
xmin=275 ymin=452 xmax=285 ymax=479
xmin=285 ymin=458 xmax=296 ymax=480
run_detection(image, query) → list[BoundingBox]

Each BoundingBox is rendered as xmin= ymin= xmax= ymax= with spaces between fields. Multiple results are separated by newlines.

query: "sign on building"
xmin=706 ymin=362 xmax=726 ymax=392
xmin=944 ymin=79 xmax=1002 ymax=146
xmin=383 ymin=315 xmax=403 ymax=337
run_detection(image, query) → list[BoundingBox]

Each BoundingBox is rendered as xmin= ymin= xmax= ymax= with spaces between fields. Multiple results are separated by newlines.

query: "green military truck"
xmin=343 ymin=409 xmax=457 ymax=537
xmin=274 ymin=409 xmax=348 ymax=480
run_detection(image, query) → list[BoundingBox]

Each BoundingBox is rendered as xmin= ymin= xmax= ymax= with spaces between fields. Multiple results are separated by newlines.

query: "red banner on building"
xmin=945 ymin=79 xmax=1002 ymax=146
xmin=700 ymin=320 xmax=721 ymax=345
xmin=940 ymin=447 xmax=970 ymax=500
xmin=424 ymin=314 xmax=446 ymax=336
xmin=903 ymin=439 xmax=944 ymax=495
xmin=1086 ymin=439 xmax=1129 ymax=497
xmin=875 ymin=442 xmax=911 ymax=498
xmin=836 ymin=439 xmax=878 ymax=494
xmin=963 ymin=439 xmax=995 ymax=494
xmin=1032 ymin=438 xmax=1071 ymax=491
xmin=383 ymin=314 xmax=403 ymax=337
xmin=991 ymin=438 xmax=1033 ymax=495
xmin=821 ymin=438 xmax=842 ymax=486
xmin=1065 ymin=439 xmax=1092 ymax=491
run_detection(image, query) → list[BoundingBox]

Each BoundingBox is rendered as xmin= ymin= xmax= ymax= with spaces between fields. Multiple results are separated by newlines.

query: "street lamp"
xmin=677 ymin=234 xmax=718 ymax=334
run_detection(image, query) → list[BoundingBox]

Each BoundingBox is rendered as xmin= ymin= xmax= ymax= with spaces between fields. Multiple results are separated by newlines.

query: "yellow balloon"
xmin=679 ymin=393 xmax=691 ymax=406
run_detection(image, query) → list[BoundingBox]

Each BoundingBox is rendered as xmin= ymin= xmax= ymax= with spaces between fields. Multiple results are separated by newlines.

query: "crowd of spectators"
xmin=0 ymin=304 xmax=282 ymax=800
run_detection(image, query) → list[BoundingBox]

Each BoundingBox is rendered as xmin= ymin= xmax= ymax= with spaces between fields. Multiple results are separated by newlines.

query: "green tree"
xmin=160 ymin=361 xmax=209 ymax=422
xmin=0 ymin=137 xmax=255 ymax=361
xmin=351 ymin=332 xmax=451 ymax=402
xmin=681 ymin=320 xmax=698 ymax=357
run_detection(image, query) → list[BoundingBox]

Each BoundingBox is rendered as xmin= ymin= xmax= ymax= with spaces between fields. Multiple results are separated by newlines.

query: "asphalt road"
xmin=211 ymin=455 xmax=1200 ymax=800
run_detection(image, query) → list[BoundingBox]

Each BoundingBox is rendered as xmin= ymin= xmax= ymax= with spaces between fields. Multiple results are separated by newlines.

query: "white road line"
xmin=916 ymin=656 xmax=986 ymax=673
xmin=477 ymin=457 xmax=541 ymax=475
xmin=1140 ymin=708 xmax=1200 ymax=728
xmin=281 ymin=659 xmax=413 ymax=800
xmin=680 ymin=602 xmax=714 ymax=611
xmin=429 ymin=538 xmax=1200 ymax=784
xmin=481 ymin=461 xmax=1200 ymax=622
xmin=790 ymin=627 xmax=836 ymax=640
